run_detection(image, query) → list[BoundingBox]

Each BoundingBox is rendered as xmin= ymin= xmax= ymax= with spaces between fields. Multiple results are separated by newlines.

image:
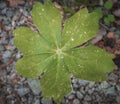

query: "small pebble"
xmin=0 ymin=45 xmax=4 ymax=51
xmin=76 ymin=91 xmax=83 ymax=99
xmin=115 ymin=30 xmax=120 ymax=37
xmin=106 ymin=87 xmax=116 ymax=96
xmin=116 ymin=96 xmax=120 ymax=104
xmin=6 ymin=10 xmax=14 ymax=17
xmin=113 ymin=9 xmax=120 ymax=17
xmin=27 ymin=79 xmax=41 ymax=95
xmin=0 ymin=2 xmax=6 ymax=9
xmin=16 ymin=88 xmax=30 ymax=96
xmin=84 ymin=95 xmax=92 ymax=101
xmin=2 ymin=51 xmax=12 ymax=58
xmin=34 ymin=99 xmax=40 ymax=104
xmin=68 ymin=94 xmax=75 ymax=100
xmin=107 ymin=32 xmax=115 ymax=38
xmin=88 ymin=82 xmax=95 ymax=88
xmin=78 ymin=79 xmax=89 ymax=86
xmin=99 ymin=81 xmax=110 ymax=89
xmin=73 ymin=99 xmax=80 ymax=104
xmin=41 ymin=98 xmax=53 ymax=104
xmin=116 ymin=85 xmax=120 ymax=91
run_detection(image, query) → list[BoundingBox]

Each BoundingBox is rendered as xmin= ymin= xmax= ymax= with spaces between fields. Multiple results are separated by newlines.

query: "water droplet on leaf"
xmin=71 ymin=38 xmax=74 ymax=41
xmin=42 ymin=9 xmax=44 ymax=11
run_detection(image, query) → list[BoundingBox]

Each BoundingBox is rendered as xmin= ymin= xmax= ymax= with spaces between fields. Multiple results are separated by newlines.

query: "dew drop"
xmin=71 ymin=38 xmax=74 ymax=41
xmin=42 ymin=9 xmax=44 ymax=11
xmin=84 ymin=31 xmax=87 ymax=34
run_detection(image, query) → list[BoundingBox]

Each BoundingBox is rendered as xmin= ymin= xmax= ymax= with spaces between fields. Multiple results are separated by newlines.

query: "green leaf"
xmin=14 ymin=1 xmax=115 ymax=102
xmin=108 ymin=14 xmax=115 ymax=22
xmin=40 ymin=56 xmax=71 ymax=102
xmin=32 ymin=1 xmax=62 ymax=48
xmin=104 ymin=0 xmax=112 ymax=10
xmin=94 ymin=8 xmax=103 ymax=19
xmin=63 ymin=46 xmax=114 ymax=81
xmin=61 ymin=8 xmax=99 ymax=50
xmin=62 ymin=6 xmax=75 ymax=15
xmin=14 ymin=27 xmax=55 ymax=78
xmin=104 ymin=17 xmax=110 ymax=25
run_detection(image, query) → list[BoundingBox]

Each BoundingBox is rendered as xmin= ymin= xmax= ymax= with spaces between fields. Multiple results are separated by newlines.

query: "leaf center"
xmin=56 ymin=48 xmax=62 ymax=55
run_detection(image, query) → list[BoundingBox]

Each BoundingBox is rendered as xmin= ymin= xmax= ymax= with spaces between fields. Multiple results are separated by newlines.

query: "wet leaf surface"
xmin=14 ymin=1 xmax=115 ymax=102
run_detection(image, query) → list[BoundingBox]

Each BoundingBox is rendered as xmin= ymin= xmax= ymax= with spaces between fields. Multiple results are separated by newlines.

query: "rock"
xmin=115 ymin=30 xmax=120 ymax=38
xmin=73 ymin=83 xmax=79 ymax=89
xmin=99 ymin=81 xmax=110 ymax=89
xmin=2 ymin=17 xmax=10 ymax=25
xmin=78 ymin=79 xmax=89 ymax=86
xmin=2 ymin=51 xmax=12 ymax=59
xmin=41 ymin=98 xmax=53 ymax=104
xmin=28 ymin=95 xmax=34 ymax=104
xmin=116 ymin=96 xmax=120 ymax=104
xmin=113 ymin=9 xmax=120 ymax=17
xmin=71 ymin=77 xmax=78 ymax=84
xmin=9 ymin=72 xmax=16 ymax=80
xmin=73 ymin=99 xmax=80 ymax=104
xmin=116 ymin=85 xmax=120 ymax=91
xmin=92 ymin=27 xmax=106 ymax=44
xmin=76 ymin=91 xmax=83 ymax=99
xmin=15 ymin=52 xmax=23 ymax=59
xmin=21 ymin=97 xmax=27 ymax=103
xmin=8 ymin=0 xmax=25 ymax=7
xmin=22 ymin=10 xmax=29 ymax=16
xmin=1 ymin=8 xmax=7 ymax=15
xmin=16 ymin=88 xmax=30 ymax=96
xmin=107 ymin=32 xmax=115 ymax=38
xmin=106 ymin=87 xmax=116 ymax=96
xmin=0 ymin=2 xmax=6 ymax=9
xmin=94 ymin=94 xmax=102 ymax=102
xmin=88 ymin=82 xmax=95 ymax=88
xmin=0 ymin=28 xmax=2 ymax=33
xmin=0 ymin=31 xmax=7 ymax=37
xmin=88 ymin=88 xmax=94 ymax=94
xmin=6 ymin=10 xmax=14 ymax=17
xmin=79 ymin=86 xmax=86 ymax=94
xmin=0 ymin=45 xmax=4 ymax=51
xmin=27 ymin=79 xmax=41 ymax=95
xmin=34 ymin=99 xmax=40 ymax=104
xmin=109 ymin=27 xmax=116 ymax=32
xmin=68 ymin=95 xmax=75 ymax=100
xmin=107 ymin=73 xmax=118 ymax=85
xmin=5 ymin=26 xmax=11 ymax=31
xmin=84 ymin=95 xmax=92 ymax=101
xmin=82 ymin=101 xmax=90 ymax=104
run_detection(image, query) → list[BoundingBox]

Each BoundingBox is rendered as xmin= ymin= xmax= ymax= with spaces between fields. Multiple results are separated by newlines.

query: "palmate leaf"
xmin=14 ymin=1 xmax=115 ymax=102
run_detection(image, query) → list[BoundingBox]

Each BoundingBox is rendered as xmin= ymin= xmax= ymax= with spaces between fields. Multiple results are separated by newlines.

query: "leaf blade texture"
xmin=14 ymin=2 xmax=115 ymax=102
